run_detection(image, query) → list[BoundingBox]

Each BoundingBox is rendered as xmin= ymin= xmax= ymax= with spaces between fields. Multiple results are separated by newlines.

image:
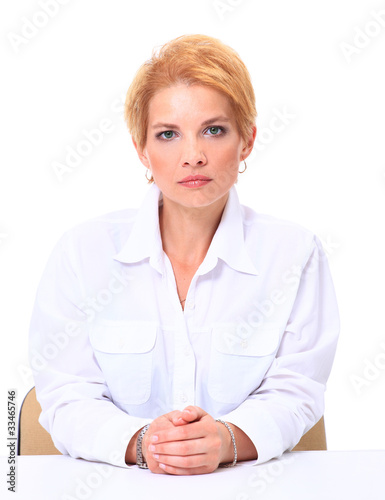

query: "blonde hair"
xmin=124 ymin=34 xmax=257 ymax=151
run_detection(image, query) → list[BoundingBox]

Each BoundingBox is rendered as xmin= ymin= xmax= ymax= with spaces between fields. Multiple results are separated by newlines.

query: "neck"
xmin=159 ymin=195 xmax=228 ymax=267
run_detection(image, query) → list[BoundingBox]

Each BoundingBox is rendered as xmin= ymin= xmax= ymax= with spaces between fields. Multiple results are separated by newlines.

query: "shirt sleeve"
xmin=29 ymin=232 xmax=150 ymax=468
xmin=220 ymin=236 xmax=340 ymax=464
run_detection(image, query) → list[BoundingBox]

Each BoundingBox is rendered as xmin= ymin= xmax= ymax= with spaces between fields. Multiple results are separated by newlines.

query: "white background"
xmin=1 ymin=0 xmax=384 ymax=458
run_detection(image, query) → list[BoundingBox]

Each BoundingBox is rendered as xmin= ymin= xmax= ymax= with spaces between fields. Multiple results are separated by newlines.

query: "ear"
xmin=132 ymin=137 xmax=151 ymax=168
xmin=241 ymin=125 xmax=257 ymax=161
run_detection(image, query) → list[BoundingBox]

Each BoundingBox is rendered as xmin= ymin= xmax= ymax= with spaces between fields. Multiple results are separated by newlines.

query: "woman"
xmin=29 ymin=34 xmax=339 ymax=475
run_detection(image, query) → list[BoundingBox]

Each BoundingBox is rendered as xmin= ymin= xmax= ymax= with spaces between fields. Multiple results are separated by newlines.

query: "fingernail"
xmin=153 ymin=454 xmax=159 ymax=459
xmin=151 ymin=435 xmax=158 ymax=442
xmin=159 ymin=463 xmax=166 ymax=470
xmin=149 ymin=445 xmax=156 ymax=452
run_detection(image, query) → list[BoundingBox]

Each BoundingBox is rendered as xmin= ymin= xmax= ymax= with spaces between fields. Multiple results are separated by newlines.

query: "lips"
xmin=178 ymin=175 xmax=212 ymax=188
xmin=179 ymin=175 xmax=212 ymax=183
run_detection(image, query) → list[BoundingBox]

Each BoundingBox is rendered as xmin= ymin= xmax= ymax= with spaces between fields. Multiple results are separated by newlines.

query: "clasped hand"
xmin=142 ymin=406 xmax=232 ymax=475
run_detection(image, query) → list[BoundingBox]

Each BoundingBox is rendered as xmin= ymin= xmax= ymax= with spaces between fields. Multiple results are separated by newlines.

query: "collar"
xmin=114 ymin=184 xmax=259 ymax=276
xmin=113 ymin=184 xmax=164 ymax=271
xmin=197 ymin=186 xmax=259 ymax=276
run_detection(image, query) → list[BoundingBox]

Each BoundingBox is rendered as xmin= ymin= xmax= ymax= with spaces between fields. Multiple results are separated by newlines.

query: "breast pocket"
xmin=208 ymin=324 xmax=280 ymax=404
xmin=89 ymin=321 xmax=157 ymax=405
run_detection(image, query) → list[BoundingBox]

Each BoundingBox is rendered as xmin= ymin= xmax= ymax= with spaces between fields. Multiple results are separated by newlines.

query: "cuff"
xmin=220 ymin=400 xmax=284 ymax=465
xmin=93 ymin=411 xmax=152 ymax=468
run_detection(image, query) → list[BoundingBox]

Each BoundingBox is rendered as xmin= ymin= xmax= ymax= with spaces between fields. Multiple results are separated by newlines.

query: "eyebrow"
xmin=151 ymin=116 xmax=231 ymax=129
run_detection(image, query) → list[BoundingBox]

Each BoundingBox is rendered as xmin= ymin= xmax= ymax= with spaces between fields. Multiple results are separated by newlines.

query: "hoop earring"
xmin=239 ymin=161 xmax=247 ymax=174
xmin=145 ymin=169 xmax=153 ymax=183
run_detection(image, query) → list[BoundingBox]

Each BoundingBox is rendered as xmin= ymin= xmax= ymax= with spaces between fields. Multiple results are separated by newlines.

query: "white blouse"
xmin=29 ymin=184 xmax=339 ymax=467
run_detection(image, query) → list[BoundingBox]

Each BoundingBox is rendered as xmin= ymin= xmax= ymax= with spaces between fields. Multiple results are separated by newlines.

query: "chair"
xmin=18 ymin=387 xmax=61 ymax=455
xmin=18 ymin=386 xmax=326 ymax=455
xmin=292 ymin=416 xmax=327 ymax=451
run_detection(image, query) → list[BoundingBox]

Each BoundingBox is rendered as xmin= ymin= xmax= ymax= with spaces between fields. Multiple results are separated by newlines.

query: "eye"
xmin=159 ymin=130 xmax=175 ymax=140
xmin=205 ymin=126 xmax=224 ymax=136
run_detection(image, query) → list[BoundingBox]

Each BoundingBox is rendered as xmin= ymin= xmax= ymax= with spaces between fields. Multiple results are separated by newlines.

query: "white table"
xmin=1 ymin=450 xmax=384 ymax=499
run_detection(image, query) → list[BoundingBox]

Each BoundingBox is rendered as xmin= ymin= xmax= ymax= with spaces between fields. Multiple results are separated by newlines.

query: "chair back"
xmin=18 ymin=387 xmax=61 ymax=455
xmin=18 ymin=386 xmax=326 ymax=455
xmin=292 ymin=416 xmax=327 ymax=451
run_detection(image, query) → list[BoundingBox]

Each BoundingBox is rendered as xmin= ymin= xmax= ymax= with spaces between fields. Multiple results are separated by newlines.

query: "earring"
xmin=239 ymin=161 xmax=247 ymax=174
xmin=145 ymin=169 xmax=154 ymax=183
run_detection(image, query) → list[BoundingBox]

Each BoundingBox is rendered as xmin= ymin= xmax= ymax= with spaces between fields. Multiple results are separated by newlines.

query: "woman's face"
xmin=135 ymin=84 xmax=255 ymax=212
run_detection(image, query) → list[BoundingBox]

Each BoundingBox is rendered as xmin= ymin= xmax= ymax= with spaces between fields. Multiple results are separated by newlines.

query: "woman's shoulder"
xmin=240 ymin=204 xmax=318 ymax=253
xmin=241 ymin=204 xmax=314 ymax=233
xmin=56 ymin=208 xmax=140 ymax=252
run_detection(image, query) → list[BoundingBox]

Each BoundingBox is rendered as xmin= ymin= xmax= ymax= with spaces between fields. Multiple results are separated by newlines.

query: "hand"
xmin=142 ymin=410 xmax=183 ymax=474
xmin=145 ymin=406 xmax=233 ymax=475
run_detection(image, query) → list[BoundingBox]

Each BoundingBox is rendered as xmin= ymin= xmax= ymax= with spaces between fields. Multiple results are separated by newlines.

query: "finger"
xmin=146 ymin=459 xmax=169 ymax=475
xmin=158 ymin=410 xmax=183 ymax=426
xmin=145 ymin=411 xmax=183 ymax=442
xmin=179 ymin=407 xmax=198 ymax=421
xmin=172 ymin=408 xmax=196 ymax=426
xmin=173 ymin=415 xmax=190 ymax=426
xmin=182 ymin=406 xmax=207 ymax=421
xmin=157 ymin=461 xmax=216 ymax=476
xmin=155 ymin=452 xmax=206 ymax=469
xmin=149 ymin=420 xmax=206 ymax=444
xmin=172 ymin=406 xmax=207 ymax=426
xmin=149 ymin=437 xmax=206 ymax=457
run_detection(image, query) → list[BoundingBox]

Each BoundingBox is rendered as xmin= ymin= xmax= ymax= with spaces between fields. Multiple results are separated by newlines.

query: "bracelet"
xmin=216 ymin=419 xmax=237 ymax=467
xmin=136 ymin=423 xmax=150 ymax=469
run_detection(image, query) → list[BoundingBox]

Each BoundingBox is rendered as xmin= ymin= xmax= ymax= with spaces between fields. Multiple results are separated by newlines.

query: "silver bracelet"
xmin=216 ymin=419 xmax=237 ymax=467
xmin=136 ymin=423 xmax=150 ymax=469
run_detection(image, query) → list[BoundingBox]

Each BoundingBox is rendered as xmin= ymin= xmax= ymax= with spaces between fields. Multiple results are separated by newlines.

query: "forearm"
xmin=125 ymin=427 xmax=142 ymax=464
xmin=217 ymin=421 xmax=258 ymax=464
xmin=220 ymin=383 xmax=325 ymax=465
xmin=38 ymin=384 xmax=151 ymax=467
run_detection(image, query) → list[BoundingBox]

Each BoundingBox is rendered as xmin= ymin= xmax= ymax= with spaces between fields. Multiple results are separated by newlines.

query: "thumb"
xmin=174 ymin=405 xmax=208 ymax=425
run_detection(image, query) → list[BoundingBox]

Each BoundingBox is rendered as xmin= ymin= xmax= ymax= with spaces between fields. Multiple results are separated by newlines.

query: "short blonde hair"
xmin=124 ymin=34 xmax=257 ymax=151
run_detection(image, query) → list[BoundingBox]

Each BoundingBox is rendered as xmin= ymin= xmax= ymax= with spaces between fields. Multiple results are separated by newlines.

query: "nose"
xmin=182 ymin=138 xmax=207 ymax=167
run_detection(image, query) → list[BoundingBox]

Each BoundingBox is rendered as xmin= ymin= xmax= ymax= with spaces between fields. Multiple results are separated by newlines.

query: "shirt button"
xmin=185 ymin=300 xmax=195 ymax=310
xmin=180 ymin=393 xmax=187 ymax=403
xmin=184 ymin=347 xmax=191 ymax=357
xmin=241 ymin=340 xmax=248 ymax=349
